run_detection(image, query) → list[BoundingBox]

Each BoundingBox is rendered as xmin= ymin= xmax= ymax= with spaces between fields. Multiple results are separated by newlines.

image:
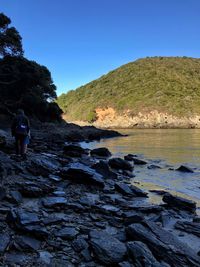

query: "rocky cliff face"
xmin=67 ymin=108 xmax=200 ymax=129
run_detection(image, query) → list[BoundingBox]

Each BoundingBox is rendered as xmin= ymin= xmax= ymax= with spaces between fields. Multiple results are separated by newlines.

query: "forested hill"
xmin=57 ymin=57 xmax=200 ymax=122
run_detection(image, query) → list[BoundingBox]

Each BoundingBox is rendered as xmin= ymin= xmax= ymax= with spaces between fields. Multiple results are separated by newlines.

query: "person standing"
xmin=11 ymin=109 xmax=30 ymax=159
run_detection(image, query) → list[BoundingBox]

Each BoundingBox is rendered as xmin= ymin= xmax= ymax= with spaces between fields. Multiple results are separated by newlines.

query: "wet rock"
xmin=149 ymin=189 xmax=167 ymax=195
xmin=100 ymin=204 xmax=120 ymax=214
xmin=115 ymin=182 xmax=136 ymax=196
xmin=130 ymin=185 xmax=148 ymax=197
xmin=92 ymin=160 xmax=118 ymax=180
xmin=148 ymin=164 xmax=161 ymax=169
xmin=55 ymin=227 xmax=79 ymax=240
xmin=176 ymin=165 xmax=194 ymax=173
xmin=127 ymin=241 xmax=163 ymax=267
xmin=90 ymin=147 xmax=111 ymax=158
xmin=89 ymin=230 xmax=127 ymax=264
xmin=124 ymin=154 xmax=136 ymax=161
xmin=108 ymin=157 xmax=133 ymax=171
xmin=0 ymin=233 xmax=10 ymax=253
xmin=127 ymin=220 xmax=200 ymax=267
xmin=42 ymin=197 xmax=68 ymax=208
xmin=61 ymin=163 xmax=104 ymax=187
xmin=162 ymin=192 xmax=196 ymax=212
xmin=79 ymin=193 xmax=100 ymax=206
xmin=175 ymin=221 xmax=200 ymax=237
xmin=63 ymin=144 xmax=88 ymax=157
xmin=14 ymin=235 xmax=41 ymax=251
xmin=132 ymin=158 xmax=147 ymax=165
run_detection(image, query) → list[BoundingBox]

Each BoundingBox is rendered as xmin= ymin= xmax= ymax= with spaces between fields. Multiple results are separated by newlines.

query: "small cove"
xmin=81 ymin=129 xmax=200 ymax=213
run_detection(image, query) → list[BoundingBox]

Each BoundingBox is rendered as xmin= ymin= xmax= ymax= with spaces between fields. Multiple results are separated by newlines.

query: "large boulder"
xmin=127 ymin=221 xmax=200 ymax=267
xmin=60 ymin=163 xmax=104 ymax=187
xmin=89 ymin=230 xmax=127 ymax=264
xmin=162 ymin=193 xmax=196 ymax=212
xmin=108 ymin=158 xmax=133 ymax=171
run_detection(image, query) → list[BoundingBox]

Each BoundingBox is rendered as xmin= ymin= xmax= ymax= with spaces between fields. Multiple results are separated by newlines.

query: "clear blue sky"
xmin=1 ymin=0 xmax=200 ymax=95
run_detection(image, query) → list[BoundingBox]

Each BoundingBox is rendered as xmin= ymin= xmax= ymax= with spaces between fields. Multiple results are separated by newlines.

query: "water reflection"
xmin=82 ymin=129 xmax=200 ymax=211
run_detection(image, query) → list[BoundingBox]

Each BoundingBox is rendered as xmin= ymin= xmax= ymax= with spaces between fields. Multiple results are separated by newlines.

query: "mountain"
xmin=57 ymin=57 xmax=200 ymax=128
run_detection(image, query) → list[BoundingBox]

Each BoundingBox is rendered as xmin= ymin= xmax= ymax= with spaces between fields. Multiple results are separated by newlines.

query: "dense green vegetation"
xmin=0 ymin=13 xmax=62 ymax=121
xmin=57 ymin=57 xmax=200 ymax=122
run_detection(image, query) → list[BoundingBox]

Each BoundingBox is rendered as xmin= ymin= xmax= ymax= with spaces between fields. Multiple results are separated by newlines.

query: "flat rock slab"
xmin=175 ymin=221 xmax=200 ymax=237
xmin=127 ymin=241 xmax=164 ymax=267
xmin=42 ymin=197 xmax=68 ymax=208
xmin=115 ymin=182 xmax=136 ymax=196
xmin=7 ymin=209 xmax=40 ymax=226
xmin=162 ymin=192 xmax=196 ymax=212
xmin=127 ymin=220 xmax=200 ymax=267
xmin=55 ymin=227 xmax=79 ymax=240
xmin=15 ymin=235 xmax=41 ymax=251
xmin=61 ymin=163 xmax=104 ymax=187
xmin=89 ymin=230 xmax=127 ymax=264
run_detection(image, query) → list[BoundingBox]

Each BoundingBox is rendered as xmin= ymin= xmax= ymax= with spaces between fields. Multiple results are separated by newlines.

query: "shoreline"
xmin=0 ymin=123 xmax=200 ymax=266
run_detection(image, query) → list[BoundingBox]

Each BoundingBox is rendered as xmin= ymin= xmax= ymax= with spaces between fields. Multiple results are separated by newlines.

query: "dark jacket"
xmin=11 ymin=114 xmax=30 ymax=136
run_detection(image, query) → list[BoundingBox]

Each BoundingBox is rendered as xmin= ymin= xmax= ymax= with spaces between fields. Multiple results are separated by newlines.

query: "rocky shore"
xmin=66 ymin=109 xmax=200 ymax=129
xmin=0 ymin=123 xmax=200 ymax=266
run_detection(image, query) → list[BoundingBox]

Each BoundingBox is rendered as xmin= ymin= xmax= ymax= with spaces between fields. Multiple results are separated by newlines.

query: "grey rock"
xmin=115 ymin=182 xmax=136 ymax=196
xmin=176 ymin=165 xmax=194 ymax=173
xmin=92 ymin=160 xmax=118 ymax=180
xmin=127 ymin=220 xmax=200 ymax=267
xmin=0 ymin=233 xmax=10 ymax=253
xmin=175 ymin=220 xmax=200 ymax=237
xmin=130 ymin=185 xmax=148 ymax=197
xmin=90 ymin=147 xmax=111 ymax=158
xmin=55 ymin=227 xmax=79 ymax=240
xmin=72 ymin=237 xmax=89 ymax=252
xmin=108 ymin=157 xmax=133 ymax=171
xmin=63 ymin=144 xmax=88 ymax=157
xmin=39 ymin=251 xmax=53 ymax=265
xmin=61 ymin=163 xmax=104 ymax=187
xmin=9 ymin=190 xmax=23 ymax=204
xmin=15 ymin=235 xmax=41 ymax=251
xmin=42 ymin=197 xmax=68 ymax=208
xmin=127 ymin=241 xmax=163 ymax=267
xmin=163 ymin=192 xmax=196 ymax=212
xmin=89 ymin=230 xmax=127 ymax=264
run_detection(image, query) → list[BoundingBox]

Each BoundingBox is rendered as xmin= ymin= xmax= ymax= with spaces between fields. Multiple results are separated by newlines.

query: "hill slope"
xmin=57 ymin=57 xmax=200 ymax=127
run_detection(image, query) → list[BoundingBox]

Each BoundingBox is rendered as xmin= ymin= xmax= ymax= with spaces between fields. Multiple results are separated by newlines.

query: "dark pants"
xmin=15 ymin=134 xmax=26 ymax=155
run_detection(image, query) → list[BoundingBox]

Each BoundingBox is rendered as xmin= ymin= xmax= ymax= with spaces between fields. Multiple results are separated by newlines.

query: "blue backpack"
xmin=15 ymin=118 xmax=28 ymax=136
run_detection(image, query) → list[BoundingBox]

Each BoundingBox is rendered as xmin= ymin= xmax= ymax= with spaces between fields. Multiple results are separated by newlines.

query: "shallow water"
xmin=82 ymin=129 xmax=200 ymax=213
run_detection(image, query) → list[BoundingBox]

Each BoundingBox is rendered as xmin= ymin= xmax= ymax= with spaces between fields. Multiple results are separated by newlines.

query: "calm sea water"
xmin=82 ymin=129 xmax=200 ymax=212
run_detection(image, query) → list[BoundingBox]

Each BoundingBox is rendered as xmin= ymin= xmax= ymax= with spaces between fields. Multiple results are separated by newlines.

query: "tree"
xmin=0 ymin=56 xmax=62 ymax=121
xmin=0 ymin=13 xmax=23 ymax=57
